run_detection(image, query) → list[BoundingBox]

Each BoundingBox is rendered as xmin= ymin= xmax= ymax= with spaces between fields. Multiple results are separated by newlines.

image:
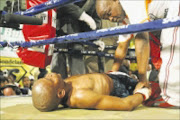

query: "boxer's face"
xmin=45 ymin=73 xmax=64 ymax=89
xmin=96 ymin=0 xmax=125 ymax=22
xmin=44 ymin=73 xmax=65 ymax=101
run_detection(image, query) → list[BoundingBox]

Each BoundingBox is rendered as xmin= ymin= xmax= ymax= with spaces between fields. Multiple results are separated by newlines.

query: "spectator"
xmin=0 ymin=75 xmax=21 ymax=96
xmin=2 ymin=69 xmax=20 ymax=87
xmin=3 ymin=0 xmax=12 ymax=13
xmin=21 ymin=76 xmax=32 ymax=95
xmin=2 ymin=87 xmax=16 ymax=96
xmin=8 ymin=73 xmax=19 ymax=87
xmin=22 ymin=76 xmax=31 ymax=88
xmin=0 ymin=75 xmax=8 ymax=88
xmin=13 ymin=0 xmax=20 ymax=12
xmin=29 ymin=75 xmax=35 ymax=90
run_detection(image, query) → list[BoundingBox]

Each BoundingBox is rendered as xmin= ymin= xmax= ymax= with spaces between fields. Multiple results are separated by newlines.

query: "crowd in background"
xmin=3 ymin=0 xmax=22 ymax=13
xmin=0 ymin=69 xmax=34 ymax=96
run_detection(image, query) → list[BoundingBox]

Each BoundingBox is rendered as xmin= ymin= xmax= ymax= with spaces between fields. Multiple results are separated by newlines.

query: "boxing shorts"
xmin=107 ymin=71 xmax=138 ymax=98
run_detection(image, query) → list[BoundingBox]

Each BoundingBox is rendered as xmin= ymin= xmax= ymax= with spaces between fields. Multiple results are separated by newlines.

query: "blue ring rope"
xmin=15 ymin=0 xmax=82 ymax=16
xmin=1 ymin=16 xmax=180 ymax=48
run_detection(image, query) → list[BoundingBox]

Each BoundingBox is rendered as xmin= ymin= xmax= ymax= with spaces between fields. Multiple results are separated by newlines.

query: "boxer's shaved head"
xmin=32 ymin=78 xmax=60 ymax=112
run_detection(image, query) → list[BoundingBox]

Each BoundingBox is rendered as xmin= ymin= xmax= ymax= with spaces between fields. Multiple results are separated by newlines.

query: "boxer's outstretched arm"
xmin=71 ymin=89 xmax=144 ymax=111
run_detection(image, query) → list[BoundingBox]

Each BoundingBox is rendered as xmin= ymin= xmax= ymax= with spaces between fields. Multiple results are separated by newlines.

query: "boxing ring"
xmin=1 ymin=96 xmax=179 ymax=119
xmin=0 ymin=0 xmax=180 ymax=119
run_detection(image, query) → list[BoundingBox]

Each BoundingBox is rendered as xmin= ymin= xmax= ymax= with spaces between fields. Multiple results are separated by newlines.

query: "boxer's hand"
xmin=79 ymin=12 xmax=97 ymax=30
xmin=93 ymin=40 xmax=105 ymax=51
xmin=134 ymin=87 xmax=151 ymax=101
xmin=133 ymin=81 xmax=150 ymax=94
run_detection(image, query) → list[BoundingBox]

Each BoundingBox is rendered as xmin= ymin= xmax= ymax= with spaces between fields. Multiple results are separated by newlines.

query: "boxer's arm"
xmin=120 ymin=1 xmax=150 ymax=85
xmin=112 ymin=35 xmax=132 ymax=71
xmin=71 ymin=89 xmax=146 ymax=111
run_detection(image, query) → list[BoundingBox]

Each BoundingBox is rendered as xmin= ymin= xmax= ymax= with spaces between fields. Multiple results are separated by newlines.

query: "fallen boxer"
xmin=32 ymin=72 xmax=152 ymax=111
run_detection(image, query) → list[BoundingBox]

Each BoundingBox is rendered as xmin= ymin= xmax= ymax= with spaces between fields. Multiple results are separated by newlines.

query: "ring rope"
xmin=54 ymin=48 xmax=137 ymax=60
xmin=14 ymin=0 xmax=82 ymax=16
xmin=0 ymin=16 xmax=180 ymax=48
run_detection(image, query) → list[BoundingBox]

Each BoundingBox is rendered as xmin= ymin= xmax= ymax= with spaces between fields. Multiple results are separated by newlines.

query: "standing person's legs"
xmin=38 ymin=68 xmax=47 ymax=79
xmin=69 ymin=43 xmax=86 ymax=75
xmin=84 ymin=44 xmax=100 ymax=73
xmin=158 ymin=27 xmax=180 ymax=107
xmin=85 ymin=56 xmax=99 ymax=73
xmin=51 ymin=52 xmax=68 ymax=79
xmin=100 ymin=20 xmax=118 ymax=73
xmin=144 ymin=1 xmax=180 ymax=108
xmin=158 ymin=1 xmax=180 ymax=107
